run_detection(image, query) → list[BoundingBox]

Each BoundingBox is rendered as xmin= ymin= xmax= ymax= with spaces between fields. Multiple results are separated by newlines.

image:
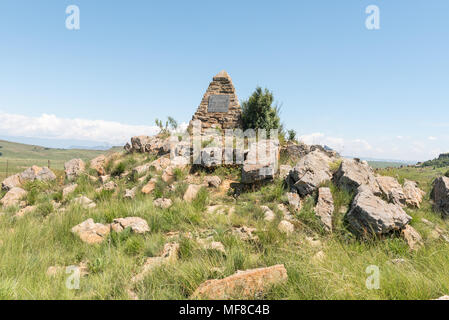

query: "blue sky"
xmin=0 ymin=1 xmax=448 ymax=161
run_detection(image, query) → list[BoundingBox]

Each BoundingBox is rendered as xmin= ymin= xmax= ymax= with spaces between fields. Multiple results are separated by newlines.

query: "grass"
xmin=2 ymin=148 xmax=449 ymax=300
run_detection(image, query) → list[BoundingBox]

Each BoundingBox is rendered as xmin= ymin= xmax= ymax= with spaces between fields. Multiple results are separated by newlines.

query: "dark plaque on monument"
xmin=208 ymin=95 xmax=230 ymax=113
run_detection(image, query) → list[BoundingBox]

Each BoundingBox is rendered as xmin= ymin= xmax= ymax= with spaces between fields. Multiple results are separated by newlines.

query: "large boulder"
xmin=111 ymin=217 xmax=150 ymax=234
xmin=241 ymin=140 xmax=279 ymax=184
xmin=345 ymin=186 xmax=411 ymax=237
xmin=183 ymin=184 xmax=202 ymax=202
xmin=431 ymin=176 xmax=449 ymax=218
xmin=1 ymin=174 xmax=21 ymax=191
xmin=376 ymin=176 xmax=406 ymax=206
xmin=315 ymin=187 xmax=334 ymax=232
xmin=403 ymin=179 xmax=425 ymax=208
xmin=71 ymin=219 xmax=110 ymax=244
xmin=334 ymin=158 xmax=381 ymax=195
xmin=90 ymin=155 xmax=107 ymax=176
xmin=127 ymin=135 xmax=171 ymax=155
xmin=288 ymin=150 xmax=334 ymax=197
xmin=64 ymin=159 xmax=86 ymax=181
xmin=192 ymin=264 xmax=287 ymax=299
xmin=0 ymin=187 xmax=27 ymax=208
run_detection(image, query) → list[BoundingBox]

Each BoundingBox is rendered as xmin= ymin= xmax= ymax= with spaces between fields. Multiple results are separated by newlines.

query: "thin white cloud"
xmin=0 ymin=112 xmax=161 ymax=145
xmin=428 ymin=136 xmax=437 ymax=141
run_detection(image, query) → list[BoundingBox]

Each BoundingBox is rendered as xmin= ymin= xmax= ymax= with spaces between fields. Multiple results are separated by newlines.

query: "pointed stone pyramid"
xmin=190 ymin=70 xmax=242 ymax=131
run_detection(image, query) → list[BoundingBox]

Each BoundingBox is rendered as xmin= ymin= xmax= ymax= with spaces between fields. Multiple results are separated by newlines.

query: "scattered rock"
xmin=277 ymin=204 xmax=295 ymax=222
xmin=204 ymin=176 xmax=222 ymax=188
xmin=345 ymin=186 xmax=411 ymax=237
xmin=154 ymin=198 xmax=172 ymax=209
xmin=183 ymin=184 xmax=202 ymax=202
xmin=403 ymin=179 xmax=425 ymax=208
xmin=289 ymin=150 xmax=333 ymax=197
xmin=1 ymin=174 xmax=21 ymax=191
xmin=161 ymin=166 xmax=175 ymax=183
xmin=312 ymin=250 xmax=325 ymax=263
xmin=241 ymin=140 xmax=279 ymax=184
xmin=103 ymin=181 xmax=117 ymax=191
xmin=71 ymin=219 xmax=110 ymax=244
xmin=197 ymin=238 xmax=226 ymax=254
xmin=64 ymin=159 xmax=86 ymax=181
xmin=132 ymin=164 xmax=151 ymax=176
xmin=401 ymin=225 xmax=423 ymax=251
xmin=90 ymin=155 xmax=107 ymax=176
xmin=261 ymin=205 xmax=276 ymax=222
xmin=334 ymin=158 xmax=381 ymax=195
xmin=207 ymin=205 xmax=232 ymax=215
xmin=131 ymin=242 xmax=179 ymax=283
xmin=305 ymin=236 xmax=322 ymax=248
xmin=278 ymin=220 xmax=294 ymax=235
xmin=99 ymin=175 xmax=110 ymax=184
xmin=73 ymin=196 xmax=96 ymax=209
xmin=315 ymin=187 xmax=334 ymax=232
xmin=192 ymin=264 xmax=288 ymax=299
xmin=150 ymin=156 xmax=171 ymax=172
xmin=141 ymin=179 xmax=157 ymax=194
xmin=431 ymin=176 xmax=449 ymax=217
xmin=124 ymin=187 xmax=137 ymax=199
xmin=111 ymin=217 xmax=150 ymax=234
xmin=20 ymin=166 xmax=56 ymax=182
xmin=0 ymin=187 xmax=27 ymax=208
xmin=63 ymin=184 xmax=78 ymax=198
xmin=232 ymin=226 xmax=259 ymax=242
xmin=287 ymin=192 xmax=301 ymax=211
xmin=14 ymin=205 xmax=36 ymax=218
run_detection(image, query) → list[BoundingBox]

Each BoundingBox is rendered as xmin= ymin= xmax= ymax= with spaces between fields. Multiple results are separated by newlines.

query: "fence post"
xmin=5 ymin=160 xmax=8 ymax=179
xmin=48 ymin=159 xmax=50 ymax=169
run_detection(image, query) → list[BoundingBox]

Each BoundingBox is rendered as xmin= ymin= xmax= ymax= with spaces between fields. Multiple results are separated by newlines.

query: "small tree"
xmin=241 ymin=87 xmax=283 ymax=138
xmin=287 ymin=129 xmax=297 ymax=142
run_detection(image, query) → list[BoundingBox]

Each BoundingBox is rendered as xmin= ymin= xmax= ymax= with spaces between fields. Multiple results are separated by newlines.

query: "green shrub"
xmin=111 ymin=162 xmax=126 ymax=177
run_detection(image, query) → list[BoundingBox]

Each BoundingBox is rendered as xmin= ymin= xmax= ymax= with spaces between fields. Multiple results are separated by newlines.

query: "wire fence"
xmin=0 ymin=159 xmax=66 ymax=180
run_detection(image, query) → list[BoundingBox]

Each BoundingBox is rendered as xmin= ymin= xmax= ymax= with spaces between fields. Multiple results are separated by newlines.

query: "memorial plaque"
xmin=208 ymin=95 xmax=230 ymax=113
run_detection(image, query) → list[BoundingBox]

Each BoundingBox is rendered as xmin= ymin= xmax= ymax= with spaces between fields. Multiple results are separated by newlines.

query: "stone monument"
xmin=190 ymin=70 xmax=242 ymax=131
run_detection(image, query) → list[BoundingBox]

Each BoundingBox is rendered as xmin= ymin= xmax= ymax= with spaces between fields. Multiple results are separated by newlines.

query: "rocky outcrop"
xmin=334 ymin=158 xmax=381 ymax=195
xmin=0 ymin=187 xmax=27 ymax=208
xmin=90 ymin=155 xmax=107 ymax=176
xmin=279 ymin=165 xmax=292 ymax=180
xmin=288 ymin=150 xmax=334 ymax=197
xmin=376 ymin=176 xmax=406 ymax=206
xmin=64 ymin=159 xmax=85 ymax=181
xmin=287 ymin=192 xmax=301 ymax=211
xmin=1 ymin=174 xmax=21 ymax=191
xmin=192 ymin=264 xmax=287 ymax=299
xmin=125 ymin=135 xmax=171 ymax=155
xmin=241 ymin=140 xmax=279 ymax=184
xmin=204 ymin=176 xmax=221 ymax=188
xmin=2 ymin=166 xmax=56 ymax=191
xmin=431 ymin=176 xmax=449 ymax=218
xmin=345 ymin=186 xmax=411 ymax=236
xmin=315 ymin=187 xmax=334 ymax=232
xmin=71 ymin=219 xmax=110 ymax=244
xmin=403 ymin=180 xmax=425 ymax=208
xmin=153 ymin=198 xmax=172 ymax=209
xmin=111 ymin=217 xmax=150 ymax=234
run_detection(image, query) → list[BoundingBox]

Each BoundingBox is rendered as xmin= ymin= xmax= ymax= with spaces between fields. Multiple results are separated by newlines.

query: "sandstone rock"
xmin=150 ymin=156 xmax=171 ymax=171
xmin=334 ymin=158 xmax=381 ymax=195
xmin=289 ymin=150 xmax=333 ymax=197
xmin=204 ymin=176 xmax=222 ymax=188
xmin=154 ymin=198 xmax=172 ymax=209
xmin=124 ymin=187 xmax=137 ymax=199
xmin=132 ymin=164 xmax=151 ymax=176
xmin=103 ymin=181 xmax=117 ymax=191
xmin=111 ymin=217 xmax=150 ymax=234
xmin=207 ymin=205 xmax=231 ymax=215
xmin=90 ymin=155 xmax=107 ymax=176
xmin=14 ymin=205 xmax=36 ymax=218
xmin=197 ymin=238 xmax=226 ymax=254
xmin=261 ymin=205 xmax=276 ymax=222
xmin=1 ymin=174 xmax=21 ymax=191
xmin=64 ymin=159 xmax=85 ymax=181
xmin=127 ymin=135 xmax=171 ymax=155
xmin=161 ymin=166 xmax=175 ymax=183
xmin=403 ymin=180 xmax=425 ymax=208
xmin=241 ymin=140 xmax=279 ymax=184
xmin=20 ymin=166 xmax=56 ymax=182
xmin=287 ymin=192 xmax=301 ymax=211
xmin=277 ymin=204 xmax=296 ymax=222
xmin=315 ymin=187 xmax=334 ymax=232
xmin=192 ymin=264 xmax=288 ymax=299
xmin=232 ymin=226 xmax=259 ymax=242
xmin=131 ymin=135 xmax=152 ymax=153
xmin=279 ymin=165 xmax=292 ymax=180
xmin=0 ymin=187 xmax=27 ymax=208
xmin=131 ymin=242 xmax=179 ymax=283
xmin=183 ymin=184 xmax=202 ymax=202
xmin=99 ymin=175 xmax=110 ymax=184
xmin=141 ymin=179 xmax=157 ymax=194
xmin=376 ymin=176 xmax=406 ymax=206
xmin=431 ymin=176 xmax=449 ymax=218
xmin=278 ymin=220 xmax=294 ymax=235
xmin=401 ymin=225 xmax=423 ymax=251
xmin=63 ymin=184 xmax=78 ymax=198
xmin=345 ymin=187 xmax=411 ymax=236
xmin=73 ymin=196 xmax=96 ymax=209
xmin=71 ymin=219 xmax=110 ymax=244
